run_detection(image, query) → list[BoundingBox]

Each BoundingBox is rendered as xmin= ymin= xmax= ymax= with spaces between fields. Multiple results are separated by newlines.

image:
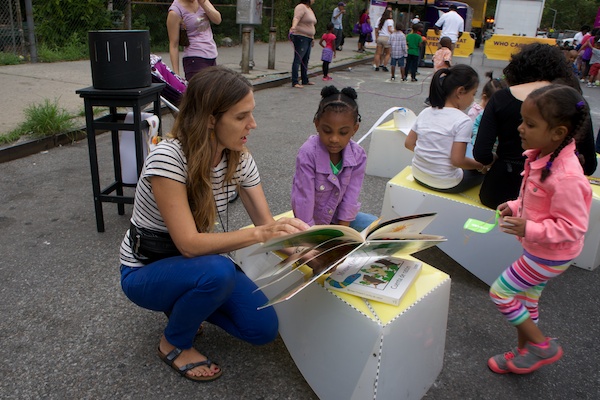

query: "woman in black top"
xmin=474 ymin=43 xmax=597 ymax=209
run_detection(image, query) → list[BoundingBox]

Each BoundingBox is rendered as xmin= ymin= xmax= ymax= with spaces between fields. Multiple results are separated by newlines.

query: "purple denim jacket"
xmin=292 ymin=135 xmax=366 ymax=225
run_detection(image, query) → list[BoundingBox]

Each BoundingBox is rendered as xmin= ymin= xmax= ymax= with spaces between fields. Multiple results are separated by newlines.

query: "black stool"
xmin=76 ymin=83 xmax=165 ymax=232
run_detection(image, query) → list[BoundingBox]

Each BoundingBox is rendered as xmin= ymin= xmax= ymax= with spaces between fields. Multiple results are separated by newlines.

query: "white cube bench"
xmin=380 ymin=167 xmax=600 ymax=286
xmin=233 ymin=213 xmax=451 ymax=400
xmin=363 ymin=108 xmax=416 ymax=179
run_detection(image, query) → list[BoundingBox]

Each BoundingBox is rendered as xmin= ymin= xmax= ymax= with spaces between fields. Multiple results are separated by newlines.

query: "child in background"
xmin=465 ymin=72 xmax=507 ymax=157
xmin=388 ymin=21 xmax=407 ymax=81
xmin=320 ymin=22 xmax=337 ymax=81
xmin=432 ymin=36 xmax=452 ymax=71
xmin=292 ymin=86 xmax=377 ymax=231
xmin=425 ymin=36 xmax=453 ymax=106
xmin=582 ymin=39 xmax=600 ymax=87
xmin=488 ymin=84 xmax=592 ymax=374
xmin=405 ymin=24 xmax=423 ymax=82
xmin=564 ymin=49 xmax=579 ymax=77
xmin=405 ymin=65 xmax=488 ymax=193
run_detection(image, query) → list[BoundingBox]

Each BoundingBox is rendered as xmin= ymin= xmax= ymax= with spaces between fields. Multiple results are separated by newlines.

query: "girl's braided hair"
xmin=314 ymin=85 xmax=361 ymax=123
xmin=526 ymin=84 xmax=590 ymax=182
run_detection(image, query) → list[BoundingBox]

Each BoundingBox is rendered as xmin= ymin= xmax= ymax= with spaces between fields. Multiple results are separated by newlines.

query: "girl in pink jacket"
xmin=488 ymin=84 xmax=592 ymax=375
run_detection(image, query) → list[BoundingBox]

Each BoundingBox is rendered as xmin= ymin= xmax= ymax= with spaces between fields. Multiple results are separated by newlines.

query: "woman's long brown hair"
xmin=171 ymin=66 xmax=252 ymax=232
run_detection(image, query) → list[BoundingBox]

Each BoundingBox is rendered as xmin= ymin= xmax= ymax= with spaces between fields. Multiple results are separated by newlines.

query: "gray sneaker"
xmin=488 ymin=347 xmax=520 ymax=374
xmin=507 ymin=338 xmax=563 ymax=374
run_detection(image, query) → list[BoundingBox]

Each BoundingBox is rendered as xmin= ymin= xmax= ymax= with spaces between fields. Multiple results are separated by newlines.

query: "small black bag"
xmin=129 ymin=223 xmax=181 ymax=265
xmin=179 ymin=25 xmax=190 ymax=47
xmin=175 ymin=5 xmax=190 ymax=47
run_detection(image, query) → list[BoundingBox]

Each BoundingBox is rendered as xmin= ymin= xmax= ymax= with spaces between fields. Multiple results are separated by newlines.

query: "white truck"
xmin=493 ymin=0 xmax=546 ymax=37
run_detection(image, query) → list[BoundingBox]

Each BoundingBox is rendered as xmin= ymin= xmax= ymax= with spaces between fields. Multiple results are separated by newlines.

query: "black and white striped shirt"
xmin=119 ymin=138 xmax=260 ymax=267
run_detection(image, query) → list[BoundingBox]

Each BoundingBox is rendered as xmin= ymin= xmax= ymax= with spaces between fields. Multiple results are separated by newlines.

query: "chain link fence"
xmin=0 ymin=0 xmax=26 ymax=55
xmin=0 ymin=0 xmax=361 ymax=62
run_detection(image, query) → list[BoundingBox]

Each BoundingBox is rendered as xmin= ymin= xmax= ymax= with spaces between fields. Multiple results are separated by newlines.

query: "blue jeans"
xmin=291 ymin=34 xmax=313 ymax=86
xmin=350 ymin=212 xmax=379 ymax=232
xmin=334 ymin=28 xmax=343 ymax=49
xmin=120 ymin=254 xmax=278 ymax=349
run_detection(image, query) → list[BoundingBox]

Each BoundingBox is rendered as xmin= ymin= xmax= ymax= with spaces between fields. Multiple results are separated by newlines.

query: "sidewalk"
xmin=0 ymin=36 xmax=371 ymax=135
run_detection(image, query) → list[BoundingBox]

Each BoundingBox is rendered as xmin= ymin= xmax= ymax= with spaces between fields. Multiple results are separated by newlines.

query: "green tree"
xmin=33 ymin=0 xmax=113 ymax=47
xmin=540 ymin=0 xmax=599 ymax=31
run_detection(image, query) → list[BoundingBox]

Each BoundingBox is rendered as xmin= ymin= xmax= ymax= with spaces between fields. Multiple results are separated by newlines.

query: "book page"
xmin=253 ymin=240 xmax=358 ymax=292
xmin=358 ymin=235 xmax=446 ymax=257
xmin=365 ymin=213 xmax=437 ymax=239
xmin=253 ymin=224 xmax=362 ymax=254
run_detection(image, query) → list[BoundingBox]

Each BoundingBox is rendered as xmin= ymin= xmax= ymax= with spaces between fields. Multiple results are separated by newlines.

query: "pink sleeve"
xmin=525 ymin=177 xmax=591 ymax=244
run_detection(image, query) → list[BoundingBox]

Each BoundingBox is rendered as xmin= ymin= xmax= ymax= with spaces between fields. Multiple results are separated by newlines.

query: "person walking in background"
xmin=405 ymin=24 xmax=423 ymax=81
xmin=292 ymin=86 xmax=377 ymax=231
xmin=320 ymin=22 xmax=337 ymax=81
xmin=374 ymin=9 xmax=394 ymax=72
xmin=167 ymin=0 xmax=222 ymax=81
xmin=576 ymin=26 xmax=592 ymax=79
xmin=411 ymin=15 xmax=420 ymax=25
xmin=388 ymin=21 xmax=407 ymax=82
xmin=434 ymin=4 xmax=464 ymax=52
xmin=488 ymin=85 xmax=591 ymax=375
xmin=356 ymin=8 xmax=370 ymax=53
xmin=580 ymin=35 xmax=600 ymax=87
xmin=331 ymin=2 xmax=346 ymax=51
xmin=289 ymin=0 xmax=317 ymax=88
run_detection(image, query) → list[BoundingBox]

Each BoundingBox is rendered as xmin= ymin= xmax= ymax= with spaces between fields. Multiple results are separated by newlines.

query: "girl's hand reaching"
xmin=497 ymin=202 xmax=512 ymax=217
xmin=498 ymin=202 xmax=525 ymax=236
xmin=499 ymin=216 xmax=526 ymax=237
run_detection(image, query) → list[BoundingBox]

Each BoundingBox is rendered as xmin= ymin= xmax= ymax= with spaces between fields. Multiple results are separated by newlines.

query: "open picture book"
xmin=250 ymin=213 xmax=445 ymax=309
xmin=324 ymin=252 xmax=422 ymax=306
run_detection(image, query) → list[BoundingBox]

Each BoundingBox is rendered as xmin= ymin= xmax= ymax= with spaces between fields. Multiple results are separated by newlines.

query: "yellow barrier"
xmin=483 ymin=35 xmax=557 ymax=61
xmin=425 ymin=29 xmax=475 ymax=58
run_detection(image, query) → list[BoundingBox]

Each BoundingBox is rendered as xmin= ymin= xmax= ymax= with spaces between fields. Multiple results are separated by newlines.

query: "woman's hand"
xmin=257 ymin=217 xmax=310 ymax=243
xmin=198 ymin=0 xmax=222 ymax=24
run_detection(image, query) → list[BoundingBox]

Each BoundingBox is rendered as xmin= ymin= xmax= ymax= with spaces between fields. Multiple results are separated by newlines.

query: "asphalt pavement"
xmin=1 ymin=37 xmax=600 ymax=399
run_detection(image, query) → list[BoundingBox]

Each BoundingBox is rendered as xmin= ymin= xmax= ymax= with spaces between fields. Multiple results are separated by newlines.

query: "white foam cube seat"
xmin=365 ymin=109 xmax=417 ymax=179
xmin=233 ymin=212 xmax=451 ymax=400
xmin=380 ymin=167 xmax=600 ymax=286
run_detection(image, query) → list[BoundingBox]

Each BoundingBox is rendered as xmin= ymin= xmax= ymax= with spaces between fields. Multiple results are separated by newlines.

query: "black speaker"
xmin=88 ymin=30 xmax=151 ymax=90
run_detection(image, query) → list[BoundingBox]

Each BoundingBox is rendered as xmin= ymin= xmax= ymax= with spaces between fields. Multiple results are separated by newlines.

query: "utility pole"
xmin=549 ymin=7 xmax=557 ymax=30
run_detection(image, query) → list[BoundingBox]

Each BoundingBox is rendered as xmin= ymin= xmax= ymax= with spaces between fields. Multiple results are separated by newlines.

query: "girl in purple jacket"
xmin=291 ymin=86 xmax=377 ymax=231
xmin=488 ymin=85 xmax=592 ymax=375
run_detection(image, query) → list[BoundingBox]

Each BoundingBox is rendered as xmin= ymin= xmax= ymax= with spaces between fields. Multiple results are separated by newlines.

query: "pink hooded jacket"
xmin=507 ymin=141 xmax=592 ymax=261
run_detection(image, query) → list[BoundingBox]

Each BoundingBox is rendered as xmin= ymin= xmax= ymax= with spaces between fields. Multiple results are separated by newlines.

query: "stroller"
xmin=150 ymin=54 xmax=187 ymax=113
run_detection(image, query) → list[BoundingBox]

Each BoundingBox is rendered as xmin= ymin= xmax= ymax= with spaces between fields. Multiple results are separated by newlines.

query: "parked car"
xmin=558 ymin=37 xmax=577 ymax=48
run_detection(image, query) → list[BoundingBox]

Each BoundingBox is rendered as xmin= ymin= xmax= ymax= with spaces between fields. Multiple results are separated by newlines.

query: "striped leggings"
xmin=489 ymin=251 xmax=571 ymax=326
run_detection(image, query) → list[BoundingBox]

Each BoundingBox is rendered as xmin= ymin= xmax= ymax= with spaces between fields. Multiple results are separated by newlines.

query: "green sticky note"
xmin=463 ymin=210 xmax=500 ymax=234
